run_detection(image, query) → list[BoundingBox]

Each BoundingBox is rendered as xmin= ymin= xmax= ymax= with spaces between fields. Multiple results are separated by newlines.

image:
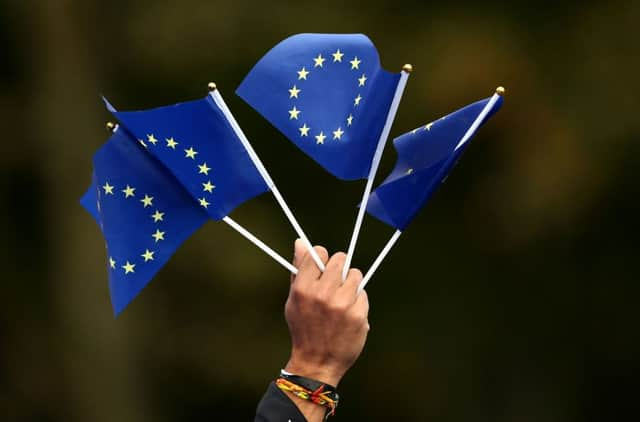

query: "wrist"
xmin=284 ymin=356 xmax=344 ymax=386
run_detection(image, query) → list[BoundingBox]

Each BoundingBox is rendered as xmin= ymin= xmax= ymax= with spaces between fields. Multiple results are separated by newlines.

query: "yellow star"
xmin=109 ymin=257 xmax=116 ymax=269
xmin=313 ymin=54 xmax=325 ymax=67
xmin=151 ymin=210 xmax=164 ymax=222
xmin=315 ymin=132 xmax=326 ymax=144
xmin=184 ymin=147 xmax=198 ymax=159
xmin=289 ymin=85 xmax=301 ymax=99
xmin=138 ymin=139 xmax=147 ymax=148
xmin=297 ymin=67 xmax=309 ymax=80
xmin=147 ymin=134 xmax=158 ymax=145
xmin=202 ymin=181 xmax=216 ymax=193
xmin=350 ymin=57 xmax=361 ymax=70
xmin=141 ymin=249 xmax=155 ymax=262
xmin=358 ymin=74 xmax=367 ymax=86
xmin=354 ymin=95 xmax=362 ymax=106
xmin=333 ymin=127 xmax=344 ymax=140
xmin=102 ymin=182 xmax=114 ymax=195
xmin=288 ymin=106 xmax=301 ymax=120
xmin=299 ymin=124 xmax=310 ymax=137
xmin=347 ymin=114 xmax=354 ymax=126
xmin=152 ymin=229 xmax=165 ymax=242
xmin=198 ymin=163 xmax=211 ymax=175
xmin=406 ymin=168 xmax=414 ymax=175
xmin=140 ymin=194 xmax=153 ymax=208
xmin=122 ymin=185 xmax=135 ymax=198
xmin=122 ymin=261 xmax=136 ymax=274
xmin=424 ymin=122 xmax=433 ymax=131
xmin=166 ymin=137 xmax=178 ymax=149
xmin=332 ymin=49 xmax=344 ymax=62
xmin=199 ymin=197 xmax=210 ymax=208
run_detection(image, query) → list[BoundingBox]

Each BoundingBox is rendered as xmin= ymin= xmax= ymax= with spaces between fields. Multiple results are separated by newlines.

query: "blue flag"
xmin=237 ymin=33 xmax=401 ymax=180
xmin=105 ymin=95 xmax=269 ymax=220
xmin=365 ymin=94 xmax=504 ymax=230
xmin=83 ymin=128 xmax=209 ymax=315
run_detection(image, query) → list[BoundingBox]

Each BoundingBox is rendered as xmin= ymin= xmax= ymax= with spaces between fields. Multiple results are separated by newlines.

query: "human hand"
xmin=284 ymin=240 xmax=370 ymax=387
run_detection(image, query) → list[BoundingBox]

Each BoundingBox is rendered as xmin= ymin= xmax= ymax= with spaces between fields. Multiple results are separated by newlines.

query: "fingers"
xmin=352 ymin=288 xmax=370 ymax=322
xmin=320 ymin=252 xmax=347 ymax=288
xmin=290 ymin=239 xmax=305 ymax=283
xmin=298 ymin=245 xmax=329 ymax=282
xmin=342 ymin=268 xmax=363 ymax=296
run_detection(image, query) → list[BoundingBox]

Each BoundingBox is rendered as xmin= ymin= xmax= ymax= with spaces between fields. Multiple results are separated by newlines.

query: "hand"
xmin=284 ymin=240 xmax=370 ymax=387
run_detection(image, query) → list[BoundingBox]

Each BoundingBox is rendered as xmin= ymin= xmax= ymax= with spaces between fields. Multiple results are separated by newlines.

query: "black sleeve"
xmin=255 ymin=382 xmax=307 ymax=422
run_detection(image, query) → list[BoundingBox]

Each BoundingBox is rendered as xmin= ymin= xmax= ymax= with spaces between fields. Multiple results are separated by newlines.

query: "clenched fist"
xmin=284 ymin=240 xmax=370 ymax=387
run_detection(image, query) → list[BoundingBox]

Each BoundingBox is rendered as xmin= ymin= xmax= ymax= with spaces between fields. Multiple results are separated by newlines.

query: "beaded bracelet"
xmin=275 ymin=371 xmax=340 ymax=418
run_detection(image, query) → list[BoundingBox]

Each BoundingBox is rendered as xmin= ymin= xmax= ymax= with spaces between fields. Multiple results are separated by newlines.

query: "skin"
xmin=282 ymin=240 xmax=370 ymax=421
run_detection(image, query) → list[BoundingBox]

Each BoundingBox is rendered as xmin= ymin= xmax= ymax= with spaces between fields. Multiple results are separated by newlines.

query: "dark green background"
xmin=1 ymin=1 xmax=638 ymax=421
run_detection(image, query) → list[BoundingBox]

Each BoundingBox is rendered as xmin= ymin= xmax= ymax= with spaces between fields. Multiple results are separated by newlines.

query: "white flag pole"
xmin=358 ymin=229 xmax=401 ymax=292
xmin=342 ymin=65 xmax=412 ymax=280
xmin=222 ymin=216 xmax=298 ymax=274
xmin=208 ymin=83 xmax=325 ymax=272
xmin=358 ymin=86 xmax=506 ymax=291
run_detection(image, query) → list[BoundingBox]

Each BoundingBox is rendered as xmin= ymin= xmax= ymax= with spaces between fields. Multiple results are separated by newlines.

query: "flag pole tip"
xmin=207 ymin=82 xmax=217 ymax=91
xmin=402 ymin=64 xmax=413 ymax=73
xmin=496 ymin=86 xmax=506 ymax=96
xmin=106 ymin=121 xmax=116 ymax=132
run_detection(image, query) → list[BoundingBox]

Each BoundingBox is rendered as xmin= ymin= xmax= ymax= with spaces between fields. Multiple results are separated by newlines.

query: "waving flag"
xmin=83 ymin=128 xmax=209 ymax=315
xmin=237 ymin=33 xmax=401 ymax=180
xmin=356 ymin=89 xmax=505 ymax=291
xmin=366 ymin=91 xmax=504 ymax=230
xmin=105 ymin=96 xmax=270 ymax=220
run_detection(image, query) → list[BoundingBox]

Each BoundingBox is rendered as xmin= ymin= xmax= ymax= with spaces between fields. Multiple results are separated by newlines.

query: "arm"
xmin=255 ymin=240 xmax=370 ymax=421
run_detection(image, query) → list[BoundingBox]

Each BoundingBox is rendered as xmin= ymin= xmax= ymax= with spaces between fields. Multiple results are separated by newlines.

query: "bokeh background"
xmin=2 ymin=0 xmax=639 ymax=421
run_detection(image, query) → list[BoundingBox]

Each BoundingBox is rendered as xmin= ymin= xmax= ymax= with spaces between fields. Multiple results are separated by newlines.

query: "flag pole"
xmin=358 ymin=86 xmax=506 ymax=290
xmin=342 ymin=65 xmax=412 ymax=280
xmin=208 ymin=83 xmax=326 ymax=272
xmin=358 ymin=229 xmax=401 ymax=292
xmin=222 ymin=216 xmax=298 ymax=274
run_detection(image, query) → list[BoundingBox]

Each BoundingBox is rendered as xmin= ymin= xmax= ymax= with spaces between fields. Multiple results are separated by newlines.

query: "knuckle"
xmin=328 ymin=299 xmax=350 ymax=314
xmin=347 ymin=311 xmax=367 ymax=326
xmin=330 ymin=252 xmax=347 ymax=264
xmin=347 ymin=268 xmax=363 ymax=283
xmin=314 ymin=246 xmax=329 ymax=262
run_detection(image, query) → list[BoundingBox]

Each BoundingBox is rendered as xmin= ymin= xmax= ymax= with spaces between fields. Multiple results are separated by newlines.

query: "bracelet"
xmin=275 ymin=370 xmax=340 ymax=418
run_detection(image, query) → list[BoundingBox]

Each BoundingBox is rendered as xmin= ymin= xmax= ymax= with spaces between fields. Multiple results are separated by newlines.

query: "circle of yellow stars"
xmin=102 ymin=133 xmax=217 ymax=276
xmin=99 ymin=179 xmax=165 ymax=276
xmin=288 ymin=49 xmax=368 ymax=145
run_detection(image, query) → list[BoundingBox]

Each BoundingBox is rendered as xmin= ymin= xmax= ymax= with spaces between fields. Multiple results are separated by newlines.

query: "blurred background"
xmin=1 ymin=0 xmax=639 ymax=420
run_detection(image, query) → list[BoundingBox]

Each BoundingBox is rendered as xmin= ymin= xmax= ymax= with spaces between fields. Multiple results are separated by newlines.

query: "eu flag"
xmin=83 ymin=128 xmax=209 ymax=315
xmin=365 ymin=92 xmax=504 ymax=230
xmin=105 ymin=95 xmax=269 ymax=220
xmin=237 ymin=33 xmax=401 ymax=180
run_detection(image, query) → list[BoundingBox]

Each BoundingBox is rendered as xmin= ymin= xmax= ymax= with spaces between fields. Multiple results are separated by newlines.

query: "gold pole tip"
xmin=496 ymin=86 xmax=506 ymax=96
xmin=106 ymin=122 xmax=116 ymax=132
xmin=207 ymin=82 xmax=217 ymax=91
xmin=402 ymin=64 xmax=413 ymax=73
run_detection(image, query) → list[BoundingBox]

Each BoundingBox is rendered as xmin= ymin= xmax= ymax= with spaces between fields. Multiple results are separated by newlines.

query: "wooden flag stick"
xmin=209 ymin=84 xmax=325 ymax=272
xmin=342 ymin=65 xmax=412 ymax=280
xmin=223 ymin=216 xmax=298 ymax=274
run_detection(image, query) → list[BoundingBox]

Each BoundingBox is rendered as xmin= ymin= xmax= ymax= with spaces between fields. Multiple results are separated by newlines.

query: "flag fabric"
xmin=105 ymin=95 xmax=269 ymax=220
xmin=237 ymin=33 xmax=401 ymax=180
xmin=83 ymin=128 xmax=209 ymax=315
xmin=365 ymin=95 xmax=504 ymax=230
xmin=80 ymin=176 xmax=100 ymax=224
